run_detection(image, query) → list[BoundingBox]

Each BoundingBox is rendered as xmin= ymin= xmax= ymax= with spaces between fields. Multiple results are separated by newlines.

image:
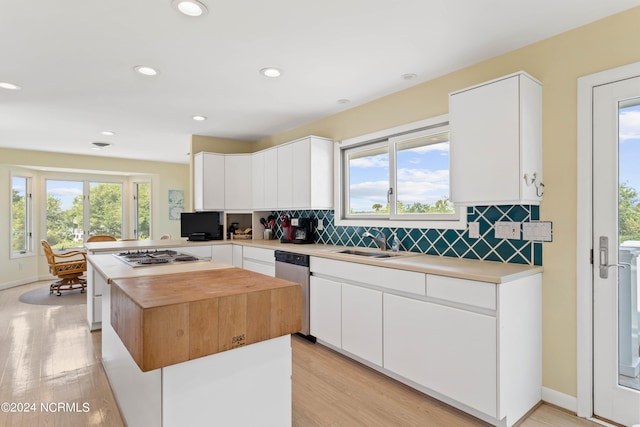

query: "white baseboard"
xmin=542 ymin=387 xmax=577 ymax=413
xmin=0 ymin=275 xmax=48 ymax=291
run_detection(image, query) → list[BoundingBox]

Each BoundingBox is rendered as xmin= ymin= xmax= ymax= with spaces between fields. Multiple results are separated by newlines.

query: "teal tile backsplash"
xmin=272 ymin=205 xmax=542 ymax=266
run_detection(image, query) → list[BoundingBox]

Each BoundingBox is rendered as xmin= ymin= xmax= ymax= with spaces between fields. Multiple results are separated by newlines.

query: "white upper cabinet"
xmin=196 ymin=136 xmax=333 ymax=212
xmin=277 ymin=143 xmax=294 ymax=209
xmin=224 ymin=154 xmax=252 ymax=211
xmin=251 ymin=151 xmax=265 ymax=209
xmin=252 ymin=149 xmax=279 ymax=210
xmin=276 ymin=136 xmax=333 ymax=210
xmin=194 ymin=152 xmax=225 ymax=211
xmin=450 ymin=72 xmax=542 ymax=205
xmin=263 ymin=148 xmax=279 ymax=209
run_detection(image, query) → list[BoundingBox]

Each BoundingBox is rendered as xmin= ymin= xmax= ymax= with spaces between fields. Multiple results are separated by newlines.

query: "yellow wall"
xmin=191 ymin=135 xmax=254 ymax=155
xmin=1 ymin=148 xmax=189 ymax=287
xmin=253 ymin=7 xmax=640 ymax=397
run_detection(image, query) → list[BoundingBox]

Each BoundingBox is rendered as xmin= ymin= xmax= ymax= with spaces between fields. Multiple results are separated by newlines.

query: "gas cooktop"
xmin=112 ymin=249 xmax=206 ymax=268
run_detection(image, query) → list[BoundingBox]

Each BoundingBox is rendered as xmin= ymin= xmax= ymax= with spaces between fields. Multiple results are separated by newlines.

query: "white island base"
xmin=101 ymin=274 xmax=292 ymax=427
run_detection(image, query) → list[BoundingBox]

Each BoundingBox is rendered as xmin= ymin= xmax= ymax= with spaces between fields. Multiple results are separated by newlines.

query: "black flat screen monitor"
xmin=180 ymin=211 xmax=222 ymax=241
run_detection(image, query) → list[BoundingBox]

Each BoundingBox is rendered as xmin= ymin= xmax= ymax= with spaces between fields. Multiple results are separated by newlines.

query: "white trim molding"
xmin=576 ymin=60 xmax=640 ymax=419
xmin=542 ymin=387 xmax=577 ymax=413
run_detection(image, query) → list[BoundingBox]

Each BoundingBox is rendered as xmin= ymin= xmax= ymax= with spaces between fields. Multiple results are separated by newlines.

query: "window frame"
xmin=334 ymin=115 xmax=466 ymax=229
xmin=42 ymin=173 xmax=130 ymax=250
xmin=10 ymin=173 xmax=34 ymax=258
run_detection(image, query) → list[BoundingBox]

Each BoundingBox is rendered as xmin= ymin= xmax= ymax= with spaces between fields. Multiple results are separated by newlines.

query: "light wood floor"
xmin=0 ymin=281 xmax=601 ymax=426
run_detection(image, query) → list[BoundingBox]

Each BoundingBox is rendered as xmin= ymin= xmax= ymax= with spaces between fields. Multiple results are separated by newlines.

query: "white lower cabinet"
xmin=232 ymin=245 xmax=243 ymax=268
xmin=383 ymin=293 xmax=497 ymax=417
xmin=210 ymin=244 xmax=233 ymax=265
xmin=342 ymin=283 xmax=382 ymax=366
xmin=309 ymin=275 xmax=342 ymax=348
xmin=309 ymin=275 xmax=382 ymax=367
xmin=309 ymin=255 xmax=541 ymax=427
xmin=242 ymin=246 xmax=275 ymax=276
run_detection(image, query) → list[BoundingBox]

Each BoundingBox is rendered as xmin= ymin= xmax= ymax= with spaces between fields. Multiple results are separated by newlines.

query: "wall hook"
xmin=523 ymin=173 xmax=544 ymax=197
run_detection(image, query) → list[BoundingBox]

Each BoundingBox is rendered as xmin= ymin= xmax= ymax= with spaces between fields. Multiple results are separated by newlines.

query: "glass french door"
xmin=593 ymin=76 xmax=640 ymax=426
xmin=134 ymin=181 xmax=150 ymax=240
xmin=45 ymin=179 xmax=123 ymax=248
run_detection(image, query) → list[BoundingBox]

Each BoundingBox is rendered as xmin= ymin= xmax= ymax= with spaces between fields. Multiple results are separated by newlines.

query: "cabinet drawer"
xmin=310 ymin=257 xmax=425 ymax=296
xmin=426 ymin=275 xmax=496 ymax=310
xmin=243 ymin=246 xmax=275 ymax=264
xmin=242 ymin=259 xmax=275 ymax=277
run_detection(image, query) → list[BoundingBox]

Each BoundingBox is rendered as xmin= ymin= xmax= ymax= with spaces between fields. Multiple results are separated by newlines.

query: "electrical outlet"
xmin=494 ymin=221 xmax=521 ymax=239
xmin=468 ymin=222 xmax=480 ymax=238
xmin=522 ymin=221 xmax=553 ymax=241
xmin=316 ymin=218 xmax=324 ymax=231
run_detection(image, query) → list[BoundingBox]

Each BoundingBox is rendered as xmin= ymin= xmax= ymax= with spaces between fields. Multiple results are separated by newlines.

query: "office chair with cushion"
xmin=41 ymin=240 xmax=87 ymax=296
xmin=86 ymin=235 xmax=117 ymax=242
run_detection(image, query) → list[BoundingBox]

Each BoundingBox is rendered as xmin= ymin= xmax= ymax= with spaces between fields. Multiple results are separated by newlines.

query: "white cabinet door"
xmin=194 ymin=153 xmax=225 ymax=210
xmin=251 ymin=151 xmax=265 ymax=209
xmin=277 ymin=144 xmax=293 ymax=209
xmin=292 ymin=137 xmax=311 ymax=209
xmin=232 ymin=245 xmax=243 ymax=268
xmin=225 ymin=155 xmax=252 ymax=210
xmin=384 ymin=293 xmax=497 ymax=418
xmin=341 ymin=283 xmax=382 ymax=366
xmin=263 ymin=148 xmax=279 ymax=209
xmin=310 ymin=275 xmax=342 ymax=348
xmin=211 ymin=244 xmax=233 ymax=265
xmin=450 ymin=72 xmax=542 ymax=205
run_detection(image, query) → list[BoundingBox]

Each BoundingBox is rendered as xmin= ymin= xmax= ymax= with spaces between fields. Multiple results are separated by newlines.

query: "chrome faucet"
xmin=363 ymin=229 xmax=387 ymax=251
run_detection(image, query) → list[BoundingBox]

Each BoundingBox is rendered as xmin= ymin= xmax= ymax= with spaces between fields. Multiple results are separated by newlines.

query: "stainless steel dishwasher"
xmin=274 ymin=250 xmax=315 ymax=342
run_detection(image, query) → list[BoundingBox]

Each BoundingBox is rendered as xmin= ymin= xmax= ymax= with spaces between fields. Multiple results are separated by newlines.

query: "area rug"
xmin=19 ymin=286 xmax=87 ymax=306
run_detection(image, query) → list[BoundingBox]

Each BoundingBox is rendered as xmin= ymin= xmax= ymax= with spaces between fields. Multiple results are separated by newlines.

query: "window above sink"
xmin=334 ymin=116 xmax=466 ymax=230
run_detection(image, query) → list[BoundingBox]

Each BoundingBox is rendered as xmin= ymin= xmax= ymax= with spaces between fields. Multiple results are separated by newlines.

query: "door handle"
xmin=598 ymin=236 xmax=627 ymax=279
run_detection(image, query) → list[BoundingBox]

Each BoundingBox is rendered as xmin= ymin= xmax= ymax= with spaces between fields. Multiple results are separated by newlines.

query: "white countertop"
xmin=85 ymin=238 xmax=542 ymax=284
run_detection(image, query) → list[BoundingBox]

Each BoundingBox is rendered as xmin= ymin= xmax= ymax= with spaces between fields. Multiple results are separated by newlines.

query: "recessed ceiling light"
xmin=401 ymin=73 xmax=417 ymax=81
xmin=171 ymin=0 xmax=208 ymax=17
xmin=90 ymin=142 xmax=112 ymax=150
xmin=134 ymin=65 xmax=159 ymax=76
xmin=260 ymin=67 xmax=282 ymax=78
xmin=192 ymin=115 xmax=207 ymax=121
xmin=337 ymin=99 xmax=351 ymax=104
xmin=100 ymin=130 xmax=116 ymax=136
xmin=0 ymin=81 xmax=21 ymax=90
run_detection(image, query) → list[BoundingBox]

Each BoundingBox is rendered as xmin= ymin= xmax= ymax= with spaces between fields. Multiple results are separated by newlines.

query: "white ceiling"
xmin=1 ymin=0 xmax=638 ymax=165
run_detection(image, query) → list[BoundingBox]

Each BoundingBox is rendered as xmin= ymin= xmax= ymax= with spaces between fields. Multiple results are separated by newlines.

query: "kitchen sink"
xmin=334 ymin=249 xmax=405 ymax=259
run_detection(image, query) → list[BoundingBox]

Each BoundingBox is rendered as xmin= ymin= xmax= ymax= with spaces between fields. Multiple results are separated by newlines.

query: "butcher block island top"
xmin=110 ymin=268 xmax=302 ymax=372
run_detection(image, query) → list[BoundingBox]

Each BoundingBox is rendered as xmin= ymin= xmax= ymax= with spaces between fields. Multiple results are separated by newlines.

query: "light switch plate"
xmin=468 ymin=222 xmax=480 ymax=238
xmin=494 ymin=221 xmax=521 ymax=239
xmin=522 ymin=221 xmax=553 ymax=241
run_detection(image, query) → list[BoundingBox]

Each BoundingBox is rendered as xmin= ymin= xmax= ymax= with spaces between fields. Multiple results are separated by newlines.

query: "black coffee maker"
xmin=291 ymin=218 xmax=314 ymax=244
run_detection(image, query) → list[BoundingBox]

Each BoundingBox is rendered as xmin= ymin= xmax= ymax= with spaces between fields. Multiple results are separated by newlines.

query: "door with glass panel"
xmin=88 ymin=181 xmax=122 ymax=239
xmin=133 ymin=182 xmax=150 ymax=240
xmin=593 ymin=76 xmax=640 ymax=426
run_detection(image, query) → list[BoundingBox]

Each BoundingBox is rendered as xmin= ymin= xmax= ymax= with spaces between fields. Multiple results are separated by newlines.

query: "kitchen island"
xmin=89 ymin=254 xmax=301 ymax=427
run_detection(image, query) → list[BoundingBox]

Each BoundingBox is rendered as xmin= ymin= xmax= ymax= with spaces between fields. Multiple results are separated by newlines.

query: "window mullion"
xmin=388 ymin=139 xmax=397 ymax=217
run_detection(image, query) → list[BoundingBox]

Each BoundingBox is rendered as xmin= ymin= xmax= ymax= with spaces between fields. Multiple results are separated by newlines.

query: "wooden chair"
xmin=86 ymin=235 xmax=117 ymax=242
xmin=41 ymin=240 xmax=87 ymax=296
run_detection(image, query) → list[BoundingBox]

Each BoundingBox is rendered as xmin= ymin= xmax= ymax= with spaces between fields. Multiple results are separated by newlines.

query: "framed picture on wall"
xmin=169 ymin=205 xmax=183 ymax=221
xmin=169 ymin=189 xmax=184 ymax=205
